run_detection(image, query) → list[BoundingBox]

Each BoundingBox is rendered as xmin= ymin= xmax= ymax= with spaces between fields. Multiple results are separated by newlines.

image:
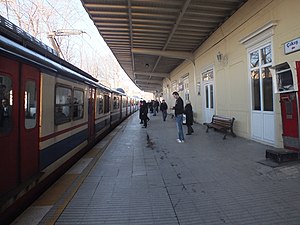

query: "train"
xmin=0 ymin=15 xmax=140 ymax=224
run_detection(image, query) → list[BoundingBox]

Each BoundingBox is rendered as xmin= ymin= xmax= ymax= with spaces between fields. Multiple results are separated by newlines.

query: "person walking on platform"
xmin=160 ymin=99 xmax=168 ymax=121
xmin=172 ymin=92 xmax=184 ymax=143
xmin=153 ymin=100 xmax=157 ymax=116
xmin=155 ymin=100 xmax=159 ymax=113
xmin=140 ymin=100 xmax=148 ymax=128
xmin=139 ymin=100 xmax=143 ymax=124
xmin=149 ymin=100 xmax=154 ymax=114
xmin=184 ymin=100 xmax=194 ymax=135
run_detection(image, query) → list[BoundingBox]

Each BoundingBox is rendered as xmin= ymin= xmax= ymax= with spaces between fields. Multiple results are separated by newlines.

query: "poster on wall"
xmin=178 ymin=82 xmax=184 ymax=91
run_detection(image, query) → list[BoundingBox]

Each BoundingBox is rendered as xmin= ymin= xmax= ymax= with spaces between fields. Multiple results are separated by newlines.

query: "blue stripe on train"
xmin=95 ymin=119 xmax=107 ymax=133
xmin=40 ymin=129 xmax=88 ymax=170
xmin=111 ymin=113 xmax=120 ymax=124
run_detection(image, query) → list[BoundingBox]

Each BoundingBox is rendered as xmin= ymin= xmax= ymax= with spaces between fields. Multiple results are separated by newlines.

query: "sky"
xmin=0 ymin=0 xmax=153 ymax=99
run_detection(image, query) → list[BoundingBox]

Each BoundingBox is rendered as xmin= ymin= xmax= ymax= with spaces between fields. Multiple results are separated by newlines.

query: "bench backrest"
xmin=212 ymin=115 xmax=235 ymax=128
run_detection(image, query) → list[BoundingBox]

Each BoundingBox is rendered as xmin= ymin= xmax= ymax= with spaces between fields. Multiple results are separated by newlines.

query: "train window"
xmin=113 ymin=96 xmax=119 ymax=109
xmin=104 ymin=94 xmax=110 ymax=113
xmin=55 ymin=85 xmax=71 ymax=124
xmin=98 ymin=93 xmax=104 ymax=114
xmin=25 ymin=80 xmax=37 ymax=129
xmin=73 ymin=89 xmax=84 ymax=120
xmin=122 ymin=98 xmax=126 ymax=108
xmin=0 ymin=75 xmax=12 ymax=134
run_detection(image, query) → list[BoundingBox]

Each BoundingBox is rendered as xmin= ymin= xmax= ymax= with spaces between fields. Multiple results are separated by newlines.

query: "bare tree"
xmin=0 ymin=0 xmax=142 ymax=95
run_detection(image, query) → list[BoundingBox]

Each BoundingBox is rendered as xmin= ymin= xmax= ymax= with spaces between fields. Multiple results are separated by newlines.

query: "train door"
xmin=20 ymin=64 xmax=40 ymax=182
xmin=88 ymin=87 xmax=95 ymax=143
xmin=0 ymin=56 xmax=20 ymax=195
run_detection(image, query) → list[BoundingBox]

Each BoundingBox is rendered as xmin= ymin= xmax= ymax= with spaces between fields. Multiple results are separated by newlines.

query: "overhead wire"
xmin=44 ymin=0 xmax=103 ymax=56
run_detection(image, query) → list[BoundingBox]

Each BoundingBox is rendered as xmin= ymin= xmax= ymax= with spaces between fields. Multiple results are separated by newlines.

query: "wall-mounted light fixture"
xmin=216 ymin=51 xmax=224 ymax=63
xmin=216 ymin=51 xmax=228 ymax=65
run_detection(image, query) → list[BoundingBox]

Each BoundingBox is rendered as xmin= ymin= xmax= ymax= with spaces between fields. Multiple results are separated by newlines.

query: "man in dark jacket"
xmin=139 ymin=100 xmax=143 ymax=124
xmin=160 ymin=99 xmax=168 ymax=121
xmin=140 ymin=100 xmax=148 ymax=128
xmin=172 ymin=92 xmax=184 ymax=143
xmin=184 ymin=100 xmax=194 ymax=135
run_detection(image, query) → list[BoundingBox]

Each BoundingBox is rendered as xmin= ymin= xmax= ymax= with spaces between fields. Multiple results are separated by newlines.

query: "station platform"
xmin=12 ymin=112 xmax=300 ymax=225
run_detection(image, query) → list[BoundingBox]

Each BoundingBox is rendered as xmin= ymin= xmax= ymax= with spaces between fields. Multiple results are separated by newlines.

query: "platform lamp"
xmin=216 ymin=51 xmax=228 ymax=64
xmin=217 ymin=51 xmax=223 ymax=62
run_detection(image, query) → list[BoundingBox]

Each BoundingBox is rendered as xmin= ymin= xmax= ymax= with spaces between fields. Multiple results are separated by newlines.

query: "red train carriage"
xmin=0 ymin=15 xmax=137 ymax=224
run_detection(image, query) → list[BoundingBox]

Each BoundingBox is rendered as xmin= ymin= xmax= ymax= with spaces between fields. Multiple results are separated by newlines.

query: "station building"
xmin=161 ymin=0 xmax=300 ymax=149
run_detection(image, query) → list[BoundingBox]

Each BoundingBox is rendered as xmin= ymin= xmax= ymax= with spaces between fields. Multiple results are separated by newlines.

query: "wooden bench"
xmin=203 ymin=115 xmax=236 ymax=139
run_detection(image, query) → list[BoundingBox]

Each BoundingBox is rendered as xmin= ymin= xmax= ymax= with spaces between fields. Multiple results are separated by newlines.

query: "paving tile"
xmin=47 ymin=113 xmax=300 ymax=225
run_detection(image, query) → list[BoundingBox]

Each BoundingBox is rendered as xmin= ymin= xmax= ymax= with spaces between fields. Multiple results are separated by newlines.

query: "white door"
xmin=183 ymin=77 xmax=189 ymax=104
xmin=249 ymin=44 xmax=275 ymax=145
xmin=202 ymin=69 xmax=215 ymax=123
xmin=203 ymin=83 xmax=215 ymax=123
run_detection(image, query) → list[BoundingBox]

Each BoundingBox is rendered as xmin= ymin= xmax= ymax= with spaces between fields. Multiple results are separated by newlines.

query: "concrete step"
xmin=266 ymin=149 xmax=300 ymax=163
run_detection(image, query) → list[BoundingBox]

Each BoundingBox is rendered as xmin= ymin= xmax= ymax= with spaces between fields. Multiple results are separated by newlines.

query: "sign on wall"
xmin=284 ymin=37 xmax=300 ymax=54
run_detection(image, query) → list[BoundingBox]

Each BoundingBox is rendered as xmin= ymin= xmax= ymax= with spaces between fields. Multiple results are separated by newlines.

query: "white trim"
xmin=240 ymin=21 xmax=277 ymax=49
xmin=181 ymin=72 xmax=189 ymax=80
xmin=247 ymin=41 xmax=275 ymax=145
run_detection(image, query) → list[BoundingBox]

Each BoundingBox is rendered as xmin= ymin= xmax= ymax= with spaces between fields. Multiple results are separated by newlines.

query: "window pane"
xmin=122 ymin=98 xmax=126 ymax=108
xmin=0 ymin=76 xmax=12 ymax=134
xmin=25 ymin=80 xmax=36 ymax=129
xmin=55 ymin=86 xmax=71 ymax=124
xmin=104 ymin=95 xmax=110 ymax=113
xmin=261 ymin=45 xmax=272 ymax=65
xmin=251 ymin=69 xmax=261 ymax=110
xmin=277 ymin=70 xmax=294 ymax=91
xmin=74 ymin=89 xmax=84 ymax=119
xmin=205 ymin=86 xmax=209 ymax=108
xmin=113 ymin=96 xmax=119 ymax=109
xmin=185 ymin=92 xmax=189 ymax=101
xmin=210 ymin=85 xmax=214 ymax=109
xmin=202 ymin=70 xmax=213 ymax=81
xmin=250 ymin=50 xmax=259 ymax=68
xmin=262 ymin=67 xmax=273 ymax=111
xmin=98 ymin=94 xmax=104 ymax=114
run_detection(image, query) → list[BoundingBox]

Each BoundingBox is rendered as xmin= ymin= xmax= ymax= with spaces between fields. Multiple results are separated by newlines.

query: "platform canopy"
xmin=80 ymin=0 xmax=248 ymax=93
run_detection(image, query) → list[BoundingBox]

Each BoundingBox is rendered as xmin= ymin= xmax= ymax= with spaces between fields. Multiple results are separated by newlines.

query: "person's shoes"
xmin=186 ymin=133 xmax=191 ymax=135
xmin=142 ymin=126 xmax=147 ymax=128
xmin=177 ymin=139 xmax=184 ymax=143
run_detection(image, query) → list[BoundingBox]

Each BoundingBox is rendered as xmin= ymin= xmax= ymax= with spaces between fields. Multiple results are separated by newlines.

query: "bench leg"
xmin=223 ymin=133 xmax=227 ymax=140
xmin=206 ymin=126 xmax=209 ymax=133
xmin=231 ymin=129 xmax=236 ymax=137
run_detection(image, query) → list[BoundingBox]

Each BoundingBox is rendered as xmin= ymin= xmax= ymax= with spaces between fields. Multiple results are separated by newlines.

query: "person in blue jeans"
xmin=172 ymin=92 xmax=184 ymax=143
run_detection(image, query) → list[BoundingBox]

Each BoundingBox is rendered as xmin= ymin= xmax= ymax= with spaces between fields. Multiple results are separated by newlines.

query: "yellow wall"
xmin=164 ymin=0 xmax=300 ymax=147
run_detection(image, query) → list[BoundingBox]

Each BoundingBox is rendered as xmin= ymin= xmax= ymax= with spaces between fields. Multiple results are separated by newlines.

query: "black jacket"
xmin=140 ymin=102 xmax=148 ymax=120
xmin=184 ymin=103 xmax=193 ymax=125
xmin=160 ymin=102 xmax=168 ymax=111
xmin=174 ymin=97 xmax=184 ymax=116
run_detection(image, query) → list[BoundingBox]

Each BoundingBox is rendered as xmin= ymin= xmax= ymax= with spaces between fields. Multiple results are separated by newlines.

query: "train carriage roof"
xmin=0 ymin=15 xmax=112 ymax=93
xmin=0 ymin=15 xmax=98 ymax=83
